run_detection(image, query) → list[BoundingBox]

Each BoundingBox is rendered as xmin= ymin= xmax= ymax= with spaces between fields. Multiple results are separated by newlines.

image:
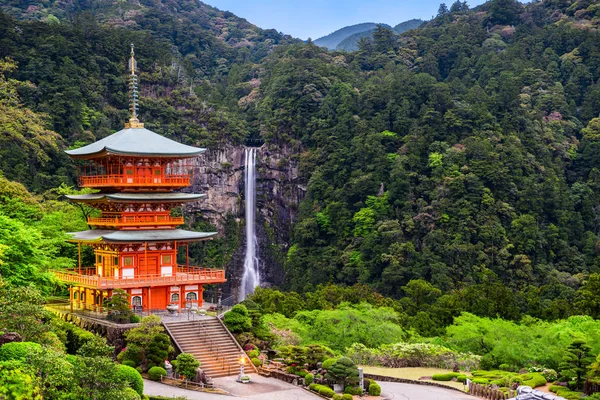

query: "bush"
xmin=499 ymin=364 xmax=510 ymax=371
xmin=309 ymin=383 xmax=317 ymax=391
xmin=223 ymin=305 xmax=252 ymax=333
xmin=251 ymin=357 xmax=262 ymax=367
xmin=472 ymin=378 xmax=489 ymax=384
xmin=457 ymin=374 xmax=467 ymax=383
xmin=122 ymin=387 xmax=142 ymax=400
xmin=148 ymin=366 xmax=167 ymax=381
xmin=319 ymin=386 xmax=335 ymax=398
xmin=342 ymin=394 xmax=353 ymax=400
xmin=368 ymin=382 xmax=381 ymax=396
xmin=120 ymin=345 xmax=144 ymax=367
xmin=549 ymin=384 xmax=584 ymax=400
xmin=332 ymin=395 xmax=342 ymax=400
xmin=247 ymin=349 xmax=260 ymax=358
xmin=123 ymin=360 xmax=137 ymax=368
xmin=130 ymin=314 xmax=141 ymax=323
xmin=432 ymin=372 xmax=461 ymax=381
xmin=0 ymin=342 xmax=41 ymax=361
xmin=322 ymin=357 xmax=338 ymax=370
xmin=521 ymin=372 xmax=546 ymax=388
xmin=117 ymin=364 xmax=144 ymax=396
xmin=344 ymin=385 xmax=362 ymax=395
xmin=305 ymin=373 xmax=314 ymax=385
xmin=174 ymin=353 xmax=199 ymax=380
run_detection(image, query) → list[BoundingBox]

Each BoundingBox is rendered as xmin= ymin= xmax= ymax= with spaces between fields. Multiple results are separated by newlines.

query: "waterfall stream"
xmin=240 ymin=147 xmax=260 ymax=300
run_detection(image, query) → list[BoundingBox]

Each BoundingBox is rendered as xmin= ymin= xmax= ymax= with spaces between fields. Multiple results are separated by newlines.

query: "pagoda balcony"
xmin=53 ymin=266 xmax=226 ymax=290
xmin=87 ymin=215 xmax=185 ymax=229
xmin=78 ymin=174 xmax=190 ymax=189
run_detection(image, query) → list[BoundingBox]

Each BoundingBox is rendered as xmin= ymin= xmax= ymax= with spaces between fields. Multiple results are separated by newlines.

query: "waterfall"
xmin=240 ymin=147 xmax=260 ymax=300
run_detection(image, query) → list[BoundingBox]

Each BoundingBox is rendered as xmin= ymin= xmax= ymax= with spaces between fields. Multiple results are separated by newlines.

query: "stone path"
xmin=143 ymin=374 xmax=319 ymax=399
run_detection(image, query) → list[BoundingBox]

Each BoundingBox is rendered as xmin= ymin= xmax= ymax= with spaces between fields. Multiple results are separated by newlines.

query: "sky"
xmin=205 ymin=0 xmax=489 ymax=40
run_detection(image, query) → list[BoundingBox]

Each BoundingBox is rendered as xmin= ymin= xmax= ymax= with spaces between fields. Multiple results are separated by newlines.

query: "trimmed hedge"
xmin=310 ymin=384 xmax=335 ymax=398
xmin=342 ymin=394 xmax=353 ymax=400
xmin=148 ymin=366 xmax=167 ymax=381
xmin=471 ymin=378 xmax=489 ymax=384
xmin=332 ymin=395 xmax=342 ymax=400
xmin=117 ymin=364 xmax=144 ymax=396
xmin=521 ymin=372 xmax=546 ymax=388
xmin=344 ymin=385 xmax=362 ymax=395
xmin=549 ymin=385 xmax=584 ymax=400
xmin=305 ymin=373 xmax=314 ymax=385
xmin=432 ymin=372 xmax=461 ymax=381
xmin=368 ymin=382 xmax=382 ymax=396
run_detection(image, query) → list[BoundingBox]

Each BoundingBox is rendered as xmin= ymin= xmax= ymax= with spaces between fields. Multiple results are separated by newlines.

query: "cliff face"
xmin=186 ymin=142 xmax=304 ymax=297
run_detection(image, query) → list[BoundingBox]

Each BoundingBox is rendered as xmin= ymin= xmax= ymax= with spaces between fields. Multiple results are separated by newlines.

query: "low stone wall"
xmin=364 ymin=373 xmax=472 ymax=394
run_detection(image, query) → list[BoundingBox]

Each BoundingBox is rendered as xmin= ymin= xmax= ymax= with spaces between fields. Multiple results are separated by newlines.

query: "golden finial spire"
xmin=125 ymin=43 xmax=144 ymax=129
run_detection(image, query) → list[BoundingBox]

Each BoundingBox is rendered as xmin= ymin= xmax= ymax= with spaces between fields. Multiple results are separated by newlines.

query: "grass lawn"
xmin=359 ymin=366 xmax=468 ymax=391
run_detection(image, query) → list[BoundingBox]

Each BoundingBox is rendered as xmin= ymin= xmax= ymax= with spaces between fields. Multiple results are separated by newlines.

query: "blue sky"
xmin=205 ymin=0 xmax=489 ymax=40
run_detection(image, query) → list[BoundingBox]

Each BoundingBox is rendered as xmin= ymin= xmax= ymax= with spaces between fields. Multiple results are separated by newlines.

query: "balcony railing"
xmin=78 ymin=174 xmax=190 ymax=188
xmin=53 ymin=266 xmax=226 ymax=289
xmin=87 ymin=215 xmax=184 ymax=228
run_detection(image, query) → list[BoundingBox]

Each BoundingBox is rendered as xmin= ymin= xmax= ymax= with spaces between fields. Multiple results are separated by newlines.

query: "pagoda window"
xmin=132 ymin=296 xmax=142 ymax=307
xmin=122 ymin=268 xmax=134 ymax=279
xmin=186 ymin=292 xmax=197 ymax=301
xmin=80 ymin=292 xmax=85 ymax=301
xmin=162 ymin=255 xmax=172 ymax=265
xmin=123 ymin=256 xmax=134 ymax=267
xmin=170 ymin=293 xmax=179 ymax=303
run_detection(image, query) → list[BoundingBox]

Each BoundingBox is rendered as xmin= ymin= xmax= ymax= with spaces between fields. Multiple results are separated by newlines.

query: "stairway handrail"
xmin=216 ymin=314 xmax=258 ymax=373
xmin=195 ymin=320 xmax=226 ymax=372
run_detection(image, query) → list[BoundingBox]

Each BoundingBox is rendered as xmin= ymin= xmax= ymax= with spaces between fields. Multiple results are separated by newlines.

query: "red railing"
xmin=78 ymin=174 xmax=190 ymax=188
xmin=87 ymin=215 xmax=184 ymax=228
xmin=53 ymin=266 xmax=226 ymax=289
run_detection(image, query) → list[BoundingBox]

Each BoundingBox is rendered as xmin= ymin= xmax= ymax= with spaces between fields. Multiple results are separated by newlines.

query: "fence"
xmin=468 ymin=383 xmax=514 ymax=399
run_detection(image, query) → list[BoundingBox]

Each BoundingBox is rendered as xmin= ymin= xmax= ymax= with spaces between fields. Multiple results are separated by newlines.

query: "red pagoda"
xmin=54 ymin=45 xmax=225 ymax=313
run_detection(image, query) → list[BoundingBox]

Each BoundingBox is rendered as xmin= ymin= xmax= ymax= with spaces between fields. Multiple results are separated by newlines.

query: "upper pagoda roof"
xmin=67 ymin=229 xmax=217 ymax=244
xmin=65 ymin=193 xmax=205 ymax=203
xmin=65 ymin=127 xmax=205 ymax=159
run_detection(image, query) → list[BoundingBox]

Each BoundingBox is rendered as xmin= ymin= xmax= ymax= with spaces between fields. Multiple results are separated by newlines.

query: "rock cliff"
xmin=186 ymin=142 xmax=304 ymax=297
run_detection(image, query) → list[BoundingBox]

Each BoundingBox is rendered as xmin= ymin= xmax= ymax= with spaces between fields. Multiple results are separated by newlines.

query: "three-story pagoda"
xmin=54 ymin=46 xmax=225 ymax=313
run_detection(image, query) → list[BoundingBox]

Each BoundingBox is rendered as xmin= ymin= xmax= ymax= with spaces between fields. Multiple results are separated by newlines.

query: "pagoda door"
xmin=139 ymin=256 xmax=158 ymax=276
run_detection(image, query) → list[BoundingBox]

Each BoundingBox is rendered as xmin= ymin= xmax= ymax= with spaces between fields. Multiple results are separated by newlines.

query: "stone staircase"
xmin=164 ymin=318 xmax=255 ymax=378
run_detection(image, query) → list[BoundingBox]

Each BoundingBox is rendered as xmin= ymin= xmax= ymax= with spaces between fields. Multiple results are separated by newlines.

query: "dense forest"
xmin=2 ymin=0 xmax=600 ymax=337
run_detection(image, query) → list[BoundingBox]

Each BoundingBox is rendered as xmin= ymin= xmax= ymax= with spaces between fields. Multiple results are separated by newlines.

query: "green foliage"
xmin=124 ymin=316 xmax=171 ymax=371
xmin=0 ymin=360 xmax=42 ymax=399
xmin=72 ymin=356 xmax=131 ymax=399
xmin=318 ymin=385 xmax=335 ymax=398
xmin=223 ymin=304 xmax=252 ymax=333
xmin=305 ymin=373 xmax=314 ymax=385
xmin=116 ymin=364 xmax=144 ymax=396
xmin=105 ymin=289 xmax=133 ymax=323
xmin=432 ymin=372 xmax=461 ymax=381
xmin=368 ymin=382 xmax=381 ymax=396
xmin=148 ymin=366 xmax=167 ymax=381
xmin=174 ymin=353 xmax=199 ymax=380
xmin=559 ymin=339 xmax=594 ymax=390
xmin=0 ymin=342 xmax=42 ymax=361
xmin=341 ymin=394 xmax=353 ymax=400
xmin=325 ymin=356 xmax=359 ymax=387
xmin=322 ymin=358 xmax=338 ymax=370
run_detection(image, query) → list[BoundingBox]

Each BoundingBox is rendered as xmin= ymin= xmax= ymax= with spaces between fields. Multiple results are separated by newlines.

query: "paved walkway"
xmin=379 ymin=381 xmax=477 ymax=400
xmin=143 ymin=374 xmax=319 ymax=399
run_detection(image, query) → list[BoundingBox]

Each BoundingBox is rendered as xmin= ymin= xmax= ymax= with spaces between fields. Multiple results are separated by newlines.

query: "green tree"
xmin=325 ymin=356 xmax=359 ymax=387
xmin=558 ymin=339 xmax=594 ymax=390
xmin=174 ymin=353 xmax=200 ymax=380
xmin=223 ymin=304 xmax=252 ymax=333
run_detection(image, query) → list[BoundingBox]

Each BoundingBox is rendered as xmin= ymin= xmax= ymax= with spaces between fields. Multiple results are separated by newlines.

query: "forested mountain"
xmin=3 ymin=0 xmax=600 ymax=331
xmin=336 ymin=19 xmax=423 ymax=52
xmin=314 ymin=23 xmax=389 ymax=50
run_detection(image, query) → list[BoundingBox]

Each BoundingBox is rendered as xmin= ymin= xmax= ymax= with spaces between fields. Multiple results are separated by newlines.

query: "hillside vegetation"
xmin=1 ymin=0 xmax=600 ymax=331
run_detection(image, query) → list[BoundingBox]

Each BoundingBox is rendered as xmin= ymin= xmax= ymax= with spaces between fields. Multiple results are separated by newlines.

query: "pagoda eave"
xmin=66 ymin=229 xmax=217 ymax=244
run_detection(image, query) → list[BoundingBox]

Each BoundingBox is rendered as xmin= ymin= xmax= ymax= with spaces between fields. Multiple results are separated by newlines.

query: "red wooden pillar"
xmin=147 ymin=287 xmax=152 ymax=314
xmin=178 ymin=286 xmax=184 ymax=313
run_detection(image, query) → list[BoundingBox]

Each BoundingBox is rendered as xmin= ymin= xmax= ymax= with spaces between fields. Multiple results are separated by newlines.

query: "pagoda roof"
xmin=65 ymin=193 xmax=205 ymax=204
xmin=67 ymin=229 xmax=217 ymax=244
xmin=65 ymin=127 xmax=205 ymax=158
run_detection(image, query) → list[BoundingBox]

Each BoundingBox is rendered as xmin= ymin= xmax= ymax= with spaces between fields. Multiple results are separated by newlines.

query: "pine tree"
xmin=559 ymin=339 xmax=593 ymax=390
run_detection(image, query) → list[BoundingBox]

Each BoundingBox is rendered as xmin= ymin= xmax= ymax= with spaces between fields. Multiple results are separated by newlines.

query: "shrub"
xmin=121 ymin=345 xmax=144 ymax=367
xmin=0 ymin=342 xmax=41 ymax=361
xmin=148 ymin=366 xmax=167 ymax=381
xmin=309 ymin=383 xmax=317 ymax=391
xmin=333 ymin=395 xmax=342 ymax=400
xmin=174 ymin=353 xmax=199 ymax=380
xmin=223 ymin=304 xmax=252 ymax=333
xmin=322 ymin=357 xmax=338 ymax=370
xmin=499 ymin=364 xmax=510 ymax=371
xmin=549 ymin=385 xmax=584 ymax=400
xmin=432 ymin=372 xmax=460 ymax=381
xmin=457 ymin=374 xmax=467 ymax=383
xmin=123 ymin=360 xmax=137 ymax=368
xmin=305 ymin=373 xmax=314 ymax=385
xmin=472 ymin=378 xmax=489 ymax=384
xmin=251 ymin=357 xmax=261 ymax=367
xmin=130 ymin=314 xmax=141 ymax=323
xmin=122 ymin=387 xmax=142 ymax=400
xmin=344 ymin=385 xmax=362 ymax=395
xmin=341 ymin=394 xmax=353 ymax=400
xmin=368 ymin=382 xmax=381 ymax=396
xmin=325 ymin=357 xmax=359 ymax=387
xmin=247 ymin=349 xmax=260 ymax=358
xmin=521 ymin=372 xmax=546 ymax=388
xmin=117 ymin=364 xmax=144 ymax=396
xmin=319 ymin=386 xmax=335 ymax=398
